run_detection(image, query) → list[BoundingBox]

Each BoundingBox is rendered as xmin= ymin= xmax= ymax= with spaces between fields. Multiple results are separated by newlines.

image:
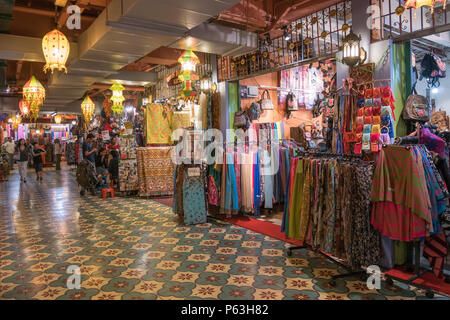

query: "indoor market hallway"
xmin=0 ymin=168 xmax=447 ymax=300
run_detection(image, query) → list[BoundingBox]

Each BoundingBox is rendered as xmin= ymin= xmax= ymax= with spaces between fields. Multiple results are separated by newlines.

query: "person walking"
xmin=54 ymin=139 xmax=62 ymax=171
xmin=3 ymin=138 xmax=15 ymax=172
xmin=31 ymin=142 xmax=46 ymax=181
xmin=16 ymin=139 xmax=29 ymax=183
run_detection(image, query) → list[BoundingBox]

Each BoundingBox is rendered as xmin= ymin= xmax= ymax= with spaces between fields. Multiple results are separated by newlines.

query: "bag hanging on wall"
xmin=259 ymin=89 xmax=274 ymax=110
xmin=234 ymin=110 xmax=250 ymax=129
xmin=421 ymin=53 xmax=447 ymax=88
xmin=247 ymin=101 xmax=261 ymax=121
xmin=286 ymin=92 xmax=298 ymax=111
xmin=403 ymin=86 xmax=430 ymax=122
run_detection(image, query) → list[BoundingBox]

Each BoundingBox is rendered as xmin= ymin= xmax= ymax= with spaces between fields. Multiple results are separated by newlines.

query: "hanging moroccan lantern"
xmin=11 ymin=114 xmax=22 ymax=130
xmin=178 ymin=50 xmax=199 ymax=72
xmin=42 ymin=29 xmax=70 ymax=73
xmin=110 ymin=82 xmax=125 ymax=115
xmin=103 ymin=96 xmax=113 ymax=118
xmin=54 ymin=114 xmax=62 ymax=124
xmin=23 ymin=76 xmax=45 ymax=121
xmin=81 ymin=96 xmax=95 ymax=126
xmin=19 ymin=99 xmax=30 ymax=116
xmin=342 ymin=29 xmax=366 ymax=67
xmin=404 ymin=0 xmax=444 ymax=16
xmin=178 ymin=50 xmax=199 ymax=101
xmin=178 ymin=70 xmax=198 ymax=100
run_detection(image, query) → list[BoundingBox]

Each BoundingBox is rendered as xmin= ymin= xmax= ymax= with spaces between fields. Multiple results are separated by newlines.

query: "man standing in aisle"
xmin=3 ymin=138 xmax=15 ymax=172
xmin=79 ymin=134 xmax=97 ymax=196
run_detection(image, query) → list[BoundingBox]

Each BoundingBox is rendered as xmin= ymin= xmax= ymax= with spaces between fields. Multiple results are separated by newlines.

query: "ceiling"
xmin=0 ymin=0 xmax=343 ymax=114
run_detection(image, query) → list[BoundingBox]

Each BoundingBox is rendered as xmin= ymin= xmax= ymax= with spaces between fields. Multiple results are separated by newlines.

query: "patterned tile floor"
xmin=0 ymin=167 xmax=448 ymax=300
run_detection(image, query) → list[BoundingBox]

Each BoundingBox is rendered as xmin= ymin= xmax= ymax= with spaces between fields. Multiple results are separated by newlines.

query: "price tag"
xmin=187 ymin=167 xmax=200 ymax=177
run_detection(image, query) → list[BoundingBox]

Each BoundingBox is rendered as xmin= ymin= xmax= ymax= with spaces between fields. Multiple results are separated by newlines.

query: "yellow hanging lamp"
xmin=54 ymin=114 xmax=62 ymax=124
xmin=11 ymin=114 xmax=22 ymax=130
xmin=81 ymin=96 xmax=95 ymax=126
xmin=110 ymin=82 xmax=125 ymax=115
xmin=42 ymin=29 xmax=70 ymax=73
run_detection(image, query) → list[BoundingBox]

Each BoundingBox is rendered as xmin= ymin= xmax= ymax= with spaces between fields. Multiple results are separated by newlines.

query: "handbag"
xmin=403 ymin=87 xmax=430 ymax=122
xmin=234 ymin=110 xmax=249 ymax=129
xmin=259 ymin=89 xmax=274 ymax=110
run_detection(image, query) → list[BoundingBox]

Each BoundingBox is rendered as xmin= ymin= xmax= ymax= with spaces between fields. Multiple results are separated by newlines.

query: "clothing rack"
xmin=284 ymin=145 xmax=448 ymax=298
xmin=286 ymin=146 xmax=369 ymax=285
xmin=379 ymin=143 xmax=447 ymax=298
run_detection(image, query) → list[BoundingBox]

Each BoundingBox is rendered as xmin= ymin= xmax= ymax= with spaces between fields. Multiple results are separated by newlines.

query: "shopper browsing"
xmin=108 ymin=150 xmax=119 ymax=185
xmin=31 ymin=142 xmax=46 ymax=181
xmin=3 ymin=138 xmax=15 ymax=171
xmin=95 ymin=147 xmax=109 ymax=176
xmin=83 ymin=134 xmax=97 ymax=164
xmin=108 ymin=135 xmax=120 ymax=151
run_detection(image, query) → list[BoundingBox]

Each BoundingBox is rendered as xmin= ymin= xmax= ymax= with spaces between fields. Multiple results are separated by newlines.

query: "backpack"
xmin=234 ymin=110 xmax=250 ymax=129
xmin=286 ymin=92 xmax=298 ymax=111
xmin=247 ymin=101 xmax=261 ymax=121
xmin=421 ymin=53 xmax=446 ymax=88
xmin=403 ymin=87 xmax=430 ymax=122
xmin=76 ymin=159 xmax=98 ymax=189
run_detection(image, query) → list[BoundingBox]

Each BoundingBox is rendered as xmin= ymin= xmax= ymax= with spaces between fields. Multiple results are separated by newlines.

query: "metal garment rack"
xmin=285 ymin=146 xmax=447 ymax=298
xmin=285 ymin=149 xmax=368 ymax=285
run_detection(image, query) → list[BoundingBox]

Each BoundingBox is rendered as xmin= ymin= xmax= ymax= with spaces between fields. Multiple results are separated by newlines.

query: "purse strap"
xmin=261 ymin=89 xmax=270 ymax=100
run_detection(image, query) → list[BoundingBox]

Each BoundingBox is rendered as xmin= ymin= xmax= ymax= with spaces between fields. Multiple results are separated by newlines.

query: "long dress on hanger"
xmin=371 ymin=146 xmax=433 ymax=242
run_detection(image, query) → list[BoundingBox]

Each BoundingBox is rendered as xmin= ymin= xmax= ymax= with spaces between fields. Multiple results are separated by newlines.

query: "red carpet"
xmin=224 ymin=215 xmax=303 ymax=246
xmin=386 ymin=266 xmax=450 ymax=296
xmin=152 ymin=197 xmax=174 ymax=207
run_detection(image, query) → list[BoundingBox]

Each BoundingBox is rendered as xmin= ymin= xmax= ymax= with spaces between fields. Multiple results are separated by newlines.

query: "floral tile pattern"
xmin=0 ymin=170 xmax=448 ymax=300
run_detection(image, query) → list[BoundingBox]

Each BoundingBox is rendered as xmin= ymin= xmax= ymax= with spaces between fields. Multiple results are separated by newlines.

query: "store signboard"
xmin=187 ymin=167 xmax=200 ymax=177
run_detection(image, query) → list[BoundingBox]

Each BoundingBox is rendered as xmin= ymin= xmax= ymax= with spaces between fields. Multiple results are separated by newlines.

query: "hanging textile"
xmin=371 ymin=145 xmax=432 ymax=242
xmin=145 ymin=104 xmax=173 ymax=145
xmin=283 ymin=153 xmax=380 ymax=269
xmin=136 ymin=146 xmax=174 ymax=197
xmin=182 ymin=165 xmax=208 ymax=225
